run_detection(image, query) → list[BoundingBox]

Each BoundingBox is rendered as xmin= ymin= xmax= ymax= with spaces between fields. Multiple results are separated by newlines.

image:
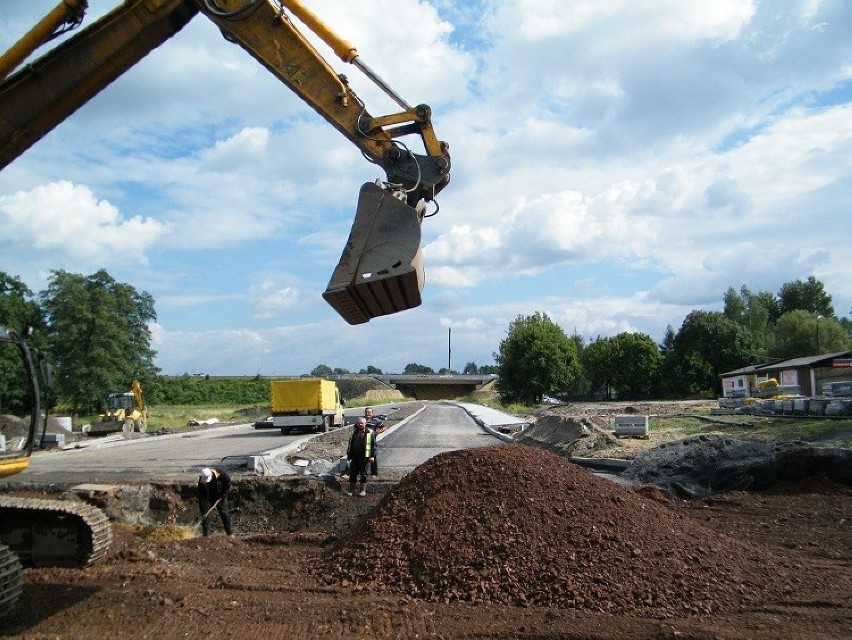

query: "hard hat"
xmin=200 ymin=467 xmax=213 ymax=483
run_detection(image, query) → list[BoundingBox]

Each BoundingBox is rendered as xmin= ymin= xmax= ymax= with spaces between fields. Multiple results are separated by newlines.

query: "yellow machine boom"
xmin=0 ymin=0 xmax=452 ymax=323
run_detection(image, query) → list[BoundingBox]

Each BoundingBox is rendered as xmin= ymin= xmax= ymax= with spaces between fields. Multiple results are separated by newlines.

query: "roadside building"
xmin=720 ymin=352 xmax=852 ymax=398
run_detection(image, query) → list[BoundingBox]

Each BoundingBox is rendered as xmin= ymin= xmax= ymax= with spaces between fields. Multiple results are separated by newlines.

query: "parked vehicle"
xmin=90 ymin=380 xmax=148 ymax=435
xmin=270 ymin=379 xmax=344 ymax=435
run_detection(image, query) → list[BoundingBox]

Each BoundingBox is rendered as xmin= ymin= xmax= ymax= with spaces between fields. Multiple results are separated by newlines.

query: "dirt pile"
xmin=623 ymin=434 xmax=852 ymax=497
xmin=0 ymin=415 xmax=29 ymax=441
xmin=516 ymin=413 xmax=617 ymax=457
xmin=323 ymin=444 xmax=799 ymax=617
xmin=335 ymin=377 xmax=401 ymax=403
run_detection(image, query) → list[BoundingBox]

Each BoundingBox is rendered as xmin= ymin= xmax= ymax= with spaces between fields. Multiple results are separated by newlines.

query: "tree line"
xmin=308 ymin=362 xmax=499 ymax=377
xmin=2 ymin=268 xmax=850 ymax=414
xmin=497 ymin=277 xmax=851 ymax=404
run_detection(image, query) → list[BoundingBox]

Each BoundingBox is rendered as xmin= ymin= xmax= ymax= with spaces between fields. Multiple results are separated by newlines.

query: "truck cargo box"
xmin=270 ymin=379 xmax=344 ymax=434
xmin=271 ymin=379 xmax=340 ymax=413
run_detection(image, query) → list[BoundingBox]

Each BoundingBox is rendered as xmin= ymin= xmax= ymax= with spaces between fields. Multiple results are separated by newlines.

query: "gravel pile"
xmin=623 ymin=434 xmax=852 ymax=497
xmin=324 ymin=444 xmax=796 ymax=617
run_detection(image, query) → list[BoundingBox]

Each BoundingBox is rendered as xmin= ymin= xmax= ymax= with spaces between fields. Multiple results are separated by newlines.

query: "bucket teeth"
xmin=324 ymin=182 xmax=425 ymax=324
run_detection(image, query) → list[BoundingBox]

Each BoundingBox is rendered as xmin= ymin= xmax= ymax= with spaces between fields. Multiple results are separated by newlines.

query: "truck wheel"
xmin=281 ymin=426 xmax=292 ymax=435
xmin=135 ymin=418 xmax=146 ymax=433
xmin=321 ymin=416 xmax=331 ymax=433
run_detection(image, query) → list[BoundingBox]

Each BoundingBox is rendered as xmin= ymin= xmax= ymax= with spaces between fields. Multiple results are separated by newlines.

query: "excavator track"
xmin=0 ymin=543 xmax=23 ymax=618
xmin=0 ymin=496 xmax=113 ymax=569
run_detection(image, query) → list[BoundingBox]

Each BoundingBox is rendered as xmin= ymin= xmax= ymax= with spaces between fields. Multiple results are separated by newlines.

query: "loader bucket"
xmin=323 ymin=182 xmax=425 ymax=324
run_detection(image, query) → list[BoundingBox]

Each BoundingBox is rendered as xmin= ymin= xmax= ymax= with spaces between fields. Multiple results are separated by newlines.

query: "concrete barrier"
xmin=614 ymin=415 xmax=649 ymax=438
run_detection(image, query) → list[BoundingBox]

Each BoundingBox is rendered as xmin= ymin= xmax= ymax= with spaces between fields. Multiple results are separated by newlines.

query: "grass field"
xmin=74 ymin=404 xmax=265 ymax=432
xmin=650 ymin=413 xmax=852 ymax=447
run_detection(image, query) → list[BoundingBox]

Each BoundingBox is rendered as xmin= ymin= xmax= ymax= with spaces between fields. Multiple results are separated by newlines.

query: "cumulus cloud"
xmin=503 ymin=0 xmax=755 ymax=42
xmin=248 ymin=278 xmax=306 ymax=319
xmin=0 ymin=181 xmax=167 ymax=283
xmin=2 ymin=0 xmax=851 ymax=374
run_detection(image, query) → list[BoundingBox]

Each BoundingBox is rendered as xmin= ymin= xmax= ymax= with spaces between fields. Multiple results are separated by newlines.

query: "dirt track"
xmin=1 ymin=401 xmax=850 ymax=639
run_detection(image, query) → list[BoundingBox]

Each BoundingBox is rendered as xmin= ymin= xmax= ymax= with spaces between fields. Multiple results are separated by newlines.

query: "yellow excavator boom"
xmin=0 ymin=0 xmax=88 ymax=82
xmin=0 ymin=0 xmax=452 ymax=323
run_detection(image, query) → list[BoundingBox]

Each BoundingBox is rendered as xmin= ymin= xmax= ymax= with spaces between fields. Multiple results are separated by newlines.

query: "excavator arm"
xmin=0 ymin=0 xmax=452 ymax=323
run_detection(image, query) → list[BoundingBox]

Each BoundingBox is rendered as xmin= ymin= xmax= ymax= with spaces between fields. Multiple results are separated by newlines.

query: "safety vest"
xmin=351 ymin=429 xmax=374 ymax=457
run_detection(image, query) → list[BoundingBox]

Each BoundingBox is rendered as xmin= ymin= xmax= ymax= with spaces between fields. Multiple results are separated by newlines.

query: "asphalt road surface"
xmin=4 ymin=403 xmax=503 ymax=485
xmin=378 ymin=403 xmax=504 ymax=473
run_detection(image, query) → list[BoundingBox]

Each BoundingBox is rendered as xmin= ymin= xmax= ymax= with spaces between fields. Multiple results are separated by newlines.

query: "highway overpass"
xmin=377 ymin=374 xmax=496 ymax=400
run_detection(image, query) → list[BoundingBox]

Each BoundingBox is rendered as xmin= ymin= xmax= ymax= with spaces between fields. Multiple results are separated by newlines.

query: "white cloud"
xmin=503 ymin=0 xmax=755 ymax=42
xmin=2 ymin=0 xmax=851 ymax=374
xmin=0 ymin=181 xmax=167 ymax=285
xmin=248 ymin=278 xmax=306 ymax=319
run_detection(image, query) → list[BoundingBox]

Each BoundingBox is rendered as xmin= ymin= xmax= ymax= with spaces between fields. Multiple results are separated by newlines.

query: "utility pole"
xmin=448 ymin=327 xmax=452 ymax=372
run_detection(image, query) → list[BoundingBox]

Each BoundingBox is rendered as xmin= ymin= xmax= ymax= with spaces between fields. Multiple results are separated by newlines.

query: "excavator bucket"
xmin=324 ymin=182 xmax=425 ymax=324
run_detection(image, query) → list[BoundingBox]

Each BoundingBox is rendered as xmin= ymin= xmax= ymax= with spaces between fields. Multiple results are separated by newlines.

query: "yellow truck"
xmin=271 ymin=379 xmax=344 ymax=435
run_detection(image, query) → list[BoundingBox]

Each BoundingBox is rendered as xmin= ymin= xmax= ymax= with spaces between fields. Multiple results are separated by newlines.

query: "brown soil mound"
xmin=324 ymin=444 xmax=799 ymax=617
xmin=360 ymin=389 xmax=405 ymax=401
xmin=0 ymin=414 xmax=29 ymax=440
xmin=517 ymin=413 xmax=617 ymax=457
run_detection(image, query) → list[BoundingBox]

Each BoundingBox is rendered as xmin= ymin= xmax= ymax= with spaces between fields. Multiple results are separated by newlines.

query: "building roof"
xmin=720 ymin=352 xmax=851 ymax=377
xmin=721 ymin=364 xmax=773 ymax=376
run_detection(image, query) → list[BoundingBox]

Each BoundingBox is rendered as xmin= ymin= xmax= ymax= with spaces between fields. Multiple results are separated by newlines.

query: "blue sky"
xmin=2 ymin=0 xmax=851 ymax=376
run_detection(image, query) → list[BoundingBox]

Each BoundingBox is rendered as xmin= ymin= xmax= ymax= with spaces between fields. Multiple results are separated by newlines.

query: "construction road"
xmin=3 ymin=403 xmax=516 ymax=485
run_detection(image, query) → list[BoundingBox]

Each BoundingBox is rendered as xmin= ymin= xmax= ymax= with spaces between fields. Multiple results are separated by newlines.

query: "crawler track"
xmin=0 ymin=543 xmax=23 ymax=618
xmin=0 ymin=495 xmax=113 ymax=568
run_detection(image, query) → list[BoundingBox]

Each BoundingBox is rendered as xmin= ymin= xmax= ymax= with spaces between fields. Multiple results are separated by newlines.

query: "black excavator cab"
xmin=324 ymin=182 xmax=425 ymax=324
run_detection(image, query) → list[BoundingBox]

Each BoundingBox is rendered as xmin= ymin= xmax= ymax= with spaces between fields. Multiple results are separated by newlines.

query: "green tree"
xmin=358 ymin=365 xmax=383 ymax=375
xmin=582 ymin=336 xmax=615 ymax=399
xmin=0 ymin=328 xmax=38 ymax=416
xmin=0 ymin=272 xmax=45 ymax=336
xmin=723 ymin=285 xmax=777 ymax=359
xmin=668 ymin=311 xmax=752 ymax=397
xmin=568 ymin=332 xmax=590 ymax=397
xmin=39 ymin=269 xmax=157 ymax=417
xmin=495 ymin=312 xmax=579 ymax=404
xmin=722 ymin=286 xmax=747 ymax=323
xmin=840 ymin=310 xmax=852 ymax=343
xmin=583 ymin=333 xmax=661 ymax=399
xmin=310 ymin=364 xmax=333 ymax=377
xmin=463 ymin=361 xmax=478 ymax=375
xmin=403 ymin=362 xmax=435 ymax=374
xmin=609 ymin=332 xmax=661 ymax=399
xmin=0 ymin=273 xmax=50 ymax=413
xmin=657 ymin=325 xmax=678 ymax=398
xmin=772 ymin=310 xmax=849 ymax=359
xmin=750 ymin=289 xmax=781 ymax=325
xmin=778 ymin=276 xmax=834 ymax=318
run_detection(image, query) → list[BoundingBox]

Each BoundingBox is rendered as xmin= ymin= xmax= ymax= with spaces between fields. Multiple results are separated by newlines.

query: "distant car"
xmin=253 ymin=417 xmax=274 ymax=429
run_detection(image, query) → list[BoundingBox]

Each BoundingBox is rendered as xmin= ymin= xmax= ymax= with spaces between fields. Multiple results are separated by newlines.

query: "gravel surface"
xmin=326 ymin=444 xmax=808 ymax=617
